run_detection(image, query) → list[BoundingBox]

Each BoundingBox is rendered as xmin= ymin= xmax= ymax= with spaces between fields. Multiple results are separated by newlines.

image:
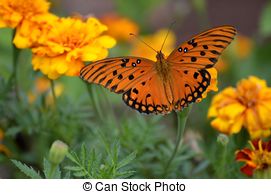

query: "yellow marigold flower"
xmin=0 ymin=0 xmax=50 ymax=28
xmin=208 ymin=76 xmax=271 ymax=139
xmin=32 ymin=17 xmax=116 ymax=79
xmin=235 ymin=139 xmax=271 ymax=177
xmin=100 ymin=13 xmax=139 ymax=41
xmin=0 ymin=0 xmax=57 ymax=48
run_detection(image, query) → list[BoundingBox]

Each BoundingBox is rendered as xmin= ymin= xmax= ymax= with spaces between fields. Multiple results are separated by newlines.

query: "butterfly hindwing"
xmin=80 ymin=57 xmax=154 ymax=94
xmin=167 ymin=25 xmax=236 ymax=69
xmin=169 ymin=68 xmax=211 ymax=111
xmin=122 ymin=73 xmax=173 ymax=114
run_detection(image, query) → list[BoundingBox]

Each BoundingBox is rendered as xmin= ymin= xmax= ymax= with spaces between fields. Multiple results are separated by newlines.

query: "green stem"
xmin=100 ymin=89 xmax=118 ymax=129
xmin=48 ymin=163 xmax=57 ymax=179
xmin=50 ymin=79 xmax=57 ymax=105
xmin=86 ymin=84 xmax=104 ymax=121
xmin=163 ymin=107 xmax=191 ymax=177
xmin=11 ymin=30 xmax=20 ymax=100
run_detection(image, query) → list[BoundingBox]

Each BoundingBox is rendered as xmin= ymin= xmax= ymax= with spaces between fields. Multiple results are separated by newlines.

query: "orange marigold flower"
xmin=235 ymin=139 xmax=271 ymax=176
xmin=32 ymin=17 xmax=116 ymax=79
xmin=208 ymin=76 xmax=271 ymax=139
xmin=233 ymin=35 xmax=253 ymax=59
xmin=0 ymin=128 xmax=11 ymax=157
xmin=100 ymin=13 xmax=139 ymax=41
xmin=0 ymin=0 xmax=57 ymax=48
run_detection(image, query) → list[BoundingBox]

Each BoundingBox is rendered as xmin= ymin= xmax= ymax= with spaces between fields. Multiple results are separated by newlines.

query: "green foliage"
xmin=65 ymin=143 xmax=136 ymax=178
xmin=11 ymin=160 xmax=42 ymax=179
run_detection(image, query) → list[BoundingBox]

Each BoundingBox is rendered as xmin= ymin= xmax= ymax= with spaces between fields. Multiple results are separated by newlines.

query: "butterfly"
xmin=80 ymin=26 xmax=236 ymax=114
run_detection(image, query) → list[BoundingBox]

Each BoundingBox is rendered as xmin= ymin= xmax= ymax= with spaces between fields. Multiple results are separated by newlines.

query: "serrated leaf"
xmin=43 ymin=158 xmax=50 ymax=178
xmin=64 ymin=166 xmax=83 ymax=171
xmin=64 ymin=171 xmax=71 ymax=179
xmin=117 ymin=152 xmax=136 ymax=169
xmin=11 ymin=159 xmax=42 ymax=179
xmin=116 ymin=170 xmax=136 ymax=178
xmin=73 ymin=170 xmax=88 ymax=177
xmin=80 ymin=144 xmax=86 ymax=167
xmin=66 ymin=153 xmax=79 ymax=164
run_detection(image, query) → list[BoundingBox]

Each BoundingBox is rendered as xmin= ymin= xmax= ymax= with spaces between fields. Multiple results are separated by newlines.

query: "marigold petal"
xmin=256 ymin=104 xmax=271 ymax=129
xmin=240 ymin=165 xmax=254 ymax=176
xmin=13 ymin=30 xmax=32 ymax=48
xmin=218 ymin=103 xmax=246 ymax=120
xmin=96 ymin=35 xmax=116 ymax=48
xmin=236 ymin=149 xmax=252 ymax=161
xmin=244 ymin=109 xmax=262 ymax=134
xmin=211 ymin=115 xmax=243 ymax=134
xmin=0 ymin=18 xmax=8 ymax=27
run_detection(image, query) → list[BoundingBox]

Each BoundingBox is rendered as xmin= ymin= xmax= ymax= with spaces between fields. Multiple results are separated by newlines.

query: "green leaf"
xmin=260 ymin=1 xmax=271 ymax=36
xmin=11 ymin=159 xmax=42 ymax=179
xmin=43 ymin=159 xmax=61 ymax=179
xmin=73 ymin=171 xmax=88 ymax=177
xmin=43 ymin=158 xmax=50 ymax=178
xmin=117 ymin=152 xmax=136 ymax=169
xmin=64 ymin=166 xmax=83 ymax=171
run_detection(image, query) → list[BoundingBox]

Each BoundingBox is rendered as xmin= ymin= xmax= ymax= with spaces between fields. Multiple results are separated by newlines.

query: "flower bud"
xmin=217 ymin=134 xmax=229 ymax=146
xmin=49 ymin=140 xmax=68 ymax=165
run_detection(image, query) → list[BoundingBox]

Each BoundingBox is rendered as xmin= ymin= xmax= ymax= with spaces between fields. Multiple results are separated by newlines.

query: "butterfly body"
xmin=154 ymin=51 xmax=172 ymax=83
xmin=80 ymin=26 xmax=237 ymax=114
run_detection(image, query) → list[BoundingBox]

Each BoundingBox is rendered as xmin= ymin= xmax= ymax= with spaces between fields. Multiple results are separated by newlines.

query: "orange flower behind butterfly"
xmin=100 ymin=13 xmax=139 ymax=41
xmin=32 ymin=17 xmax=116 ymax=79
xmin=208 ymin=76 xmax=271 ymax=139
xmin=131 ymin=29 xmax=176 ymax=61
xmin=235 ymin=139 xmax=271 ymax=176
xmin=0 ymin=0 xmax=58 ymax=48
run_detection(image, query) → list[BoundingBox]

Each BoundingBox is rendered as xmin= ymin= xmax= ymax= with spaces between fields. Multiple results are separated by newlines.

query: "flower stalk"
xmin=12 ymin=30 xmax=20 ymax=100
xmin=50 ymin=79 xmax=57 ymax=106
xmin=86 ymin=84 xmax=104 ymax=122
xmin=163 ymin=106 xmax=191 ymax=177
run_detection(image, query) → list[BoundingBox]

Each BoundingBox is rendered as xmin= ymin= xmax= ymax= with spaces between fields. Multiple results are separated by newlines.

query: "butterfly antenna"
xmin=129 ymin=33 xmax=158 ymax=53
xmin=160 ymin=21 xmax=176 ymax=52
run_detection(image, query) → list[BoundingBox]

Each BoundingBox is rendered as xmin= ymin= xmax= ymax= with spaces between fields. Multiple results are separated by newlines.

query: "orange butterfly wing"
xmin=167 ymin=25 xmax=236 ymax=111
xmin=80 ymin=57 xmax=172 ymax=114
xmin=167 ymin=25 xmax=236 ymax=67
xmin=80 ymin=26 xmax=237 ymax=114
xmin=80 ymin=57 xmax=153 ymax=93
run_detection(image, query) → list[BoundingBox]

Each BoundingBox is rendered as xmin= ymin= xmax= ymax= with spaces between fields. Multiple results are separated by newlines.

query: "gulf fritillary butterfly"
xmin=80 ymin=26 xmax=236 ymax=114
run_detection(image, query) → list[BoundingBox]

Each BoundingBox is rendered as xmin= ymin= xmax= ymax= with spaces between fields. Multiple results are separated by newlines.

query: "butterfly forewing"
xmin=165 ymin=26 xmax=236 ymax=111
xmin=167 ymin=25 xmax=236 ymax=69
xmin=80 ymin=57 xmax=154 ymax=94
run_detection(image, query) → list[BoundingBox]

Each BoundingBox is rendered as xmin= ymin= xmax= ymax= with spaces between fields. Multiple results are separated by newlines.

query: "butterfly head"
xmin=156 ymin=51 xmax=166 ymax=61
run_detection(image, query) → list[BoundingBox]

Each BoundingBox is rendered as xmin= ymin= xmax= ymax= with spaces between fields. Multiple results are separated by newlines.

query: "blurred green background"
xmin=0 ymin=0 xmax=271 ymax=178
